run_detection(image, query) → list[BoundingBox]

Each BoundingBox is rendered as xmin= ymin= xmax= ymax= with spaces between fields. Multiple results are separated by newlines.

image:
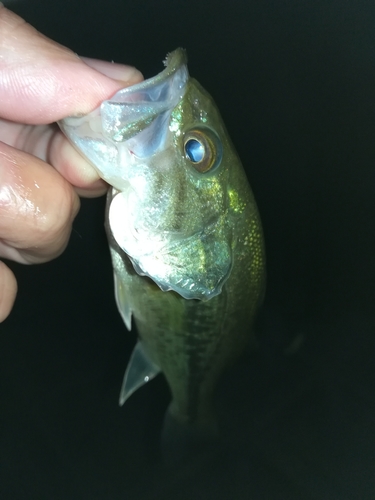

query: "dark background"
xmin=1 ymin=0 xmax=375 ymax=498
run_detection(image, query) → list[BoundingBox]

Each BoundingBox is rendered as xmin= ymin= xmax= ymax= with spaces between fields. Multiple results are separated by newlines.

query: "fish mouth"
xmin=59 ymin=49 xmax=189 ymax=191
xmin=109 ymin=190 xmax=232 ymax=301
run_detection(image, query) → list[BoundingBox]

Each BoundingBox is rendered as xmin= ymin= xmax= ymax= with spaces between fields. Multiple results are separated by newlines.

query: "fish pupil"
xmin=185 ymin=139 xmax=205 ymax=163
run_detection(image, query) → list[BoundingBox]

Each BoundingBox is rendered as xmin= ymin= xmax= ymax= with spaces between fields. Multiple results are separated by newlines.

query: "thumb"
xmin=0 ymin=6 xmax=143 ymax=124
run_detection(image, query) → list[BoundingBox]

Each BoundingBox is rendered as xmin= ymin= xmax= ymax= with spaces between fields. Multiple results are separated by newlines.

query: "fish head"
xmin=61 ymin=49 xmax=241 ymax=301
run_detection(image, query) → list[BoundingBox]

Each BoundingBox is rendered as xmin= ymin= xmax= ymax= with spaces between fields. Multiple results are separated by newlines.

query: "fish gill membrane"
xmin=60 ymin=48 xmax=266 ymax=463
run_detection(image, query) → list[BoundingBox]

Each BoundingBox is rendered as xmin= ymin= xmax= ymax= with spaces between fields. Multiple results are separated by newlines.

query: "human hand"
xmin=0 ymin=6 xmax=143 ymax=321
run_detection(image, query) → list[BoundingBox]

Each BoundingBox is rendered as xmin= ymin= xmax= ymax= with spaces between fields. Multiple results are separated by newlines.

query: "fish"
xmin=60 ymin=48 xmax=266 ymax=447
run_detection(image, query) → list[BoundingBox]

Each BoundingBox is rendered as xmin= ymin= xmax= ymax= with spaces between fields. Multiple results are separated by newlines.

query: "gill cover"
xmin=60 ymin=49 xmax=232 ymax=300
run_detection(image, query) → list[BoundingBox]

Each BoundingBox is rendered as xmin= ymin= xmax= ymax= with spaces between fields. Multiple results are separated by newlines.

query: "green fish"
xmin=61 ymin=49 xmax=265 ymax=444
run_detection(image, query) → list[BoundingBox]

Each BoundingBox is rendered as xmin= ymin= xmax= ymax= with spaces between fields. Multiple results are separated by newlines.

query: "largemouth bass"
xmin=61 ymin=49 xmax=265 ymax=441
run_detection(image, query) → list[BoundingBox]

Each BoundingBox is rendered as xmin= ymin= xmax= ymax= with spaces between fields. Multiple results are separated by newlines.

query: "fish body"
xmin=61 ymin=49 xmax=265 ymax=434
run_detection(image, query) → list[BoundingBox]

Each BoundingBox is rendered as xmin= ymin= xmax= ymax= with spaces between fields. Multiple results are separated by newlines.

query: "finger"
xmin=80 ymin=56 xmax=142 ymax=82
xmin=0 ymin=6 xmax=143 ymax=124
xmin=48 ymin=128 xmax=109 ymax=197
xmin=0 ymin=119 xmax=108 ymax=196
xmin=0 ymin=142 xmax=80 ymax=263
xmin=0 ymin=260 xmax=17 ymax=322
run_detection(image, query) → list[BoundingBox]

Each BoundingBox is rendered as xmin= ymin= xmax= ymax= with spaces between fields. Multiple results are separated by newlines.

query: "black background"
xmin=1 ymin=1 xmax=375 ymax=498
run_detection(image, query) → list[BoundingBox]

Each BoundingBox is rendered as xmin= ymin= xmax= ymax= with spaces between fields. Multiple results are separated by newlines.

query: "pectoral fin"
xmin=114 ymin=272 xmax=132 ymax=331
xmin=119 ymin=341 xmax=161 ymax=406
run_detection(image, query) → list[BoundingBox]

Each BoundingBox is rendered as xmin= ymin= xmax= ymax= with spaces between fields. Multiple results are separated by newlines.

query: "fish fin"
xmin=119 ymin=341 xmax=161 ymax=406
xmin=114 ymin=272 xmax=132 ymax=331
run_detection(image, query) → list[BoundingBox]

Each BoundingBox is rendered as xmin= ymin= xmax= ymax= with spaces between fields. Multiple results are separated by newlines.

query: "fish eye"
xmin=183 ymin=127 xmax=222 ymax=173
xmin=185 ymin=139 xmax=205 ymax=163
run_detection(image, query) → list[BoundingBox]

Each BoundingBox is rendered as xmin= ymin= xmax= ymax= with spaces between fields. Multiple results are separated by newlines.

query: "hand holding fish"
xmin=0 ymin=5 xmax=142 ymax=321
